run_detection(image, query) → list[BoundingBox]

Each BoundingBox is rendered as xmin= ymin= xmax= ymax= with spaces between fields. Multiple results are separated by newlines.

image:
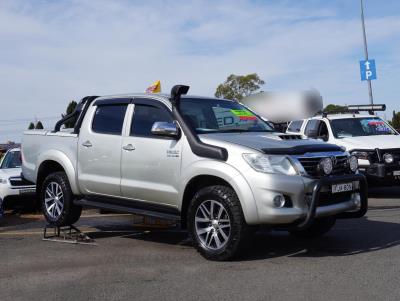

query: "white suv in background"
xmin=287 ymin=107 xmax=400 ymax=185
xmin=0 ymin=148 xmax=36 ymax=209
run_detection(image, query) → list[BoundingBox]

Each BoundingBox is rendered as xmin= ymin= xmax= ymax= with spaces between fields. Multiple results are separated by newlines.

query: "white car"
xmin=0 ymin=148 xmax=36 ymax=208
xmin=287 ymin=109 xmax=400 ymax=185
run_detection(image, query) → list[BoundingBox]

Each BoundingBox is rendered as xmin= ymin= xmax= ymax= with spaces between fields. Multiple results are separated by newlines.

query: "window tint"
xmin=92 ymin=105 xmax=127 ymax=135
xmin=131 ymin=104 xmax=173 ymax=137
xmin=1 ymin=151 xmax=21 ymax=169
xmin=288 ymin=120 xmax=303 ymax=133
xmin=304 ymin=120 xmax=321 ymax=136
xmin=179 ymin=98 xmax=274 ymax=134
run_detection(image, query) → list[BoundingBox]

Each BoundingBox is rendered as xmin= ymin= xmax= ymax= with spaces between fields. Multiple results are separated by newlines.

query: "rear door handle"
xmin=82 ymin=141 xmax=92 ymax=148
xmin=122 ymin=144 xmax=135 ymax=151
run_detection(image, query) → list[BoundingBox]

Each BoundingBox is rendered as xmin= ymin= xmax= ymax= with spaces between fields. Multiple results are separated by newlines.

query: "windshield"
xmin=0 ymin=150 xmax=21 ymax=169
xmin=331 ymin=117 xmax=397 ymax=138
xmin=179 ymin=98 xmax=275 ymax=134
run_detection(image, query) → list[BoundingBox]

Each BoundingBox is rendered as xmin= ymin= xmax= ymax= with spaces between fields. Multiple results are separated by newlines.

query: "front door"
xmin=121 ymin=99 xmax=182 ymax=207
xmin=78 ymin=101 xmax=129 ymax=197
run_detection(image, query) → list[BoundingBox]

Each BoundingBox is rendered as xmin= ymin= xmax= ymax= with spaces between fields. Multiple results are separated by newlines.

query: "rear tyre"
xmin=290 ymin=217 xmax=336 ymax=238
xmin=187 ymin=185 xmax=251 ymax=261
xmin=41 ymin=172 xmax=82 ymax=226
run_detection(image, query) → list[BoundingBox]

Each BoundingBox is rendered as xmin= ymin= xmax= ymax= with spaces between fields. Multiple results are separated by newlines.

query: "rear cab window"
xmin=130 ymin=104 xmax=173 ymax=137
xmin=92 ymin=105 xmax=128 ymax=135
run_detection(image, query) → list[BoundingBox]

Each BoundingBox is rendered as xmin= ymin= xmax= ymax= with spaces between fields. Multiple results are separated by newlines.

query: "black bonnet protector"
xmin=199 ymin=132 xmax=342 ymax=156
xmin=262 ymin=143 xmax=342 ymax=155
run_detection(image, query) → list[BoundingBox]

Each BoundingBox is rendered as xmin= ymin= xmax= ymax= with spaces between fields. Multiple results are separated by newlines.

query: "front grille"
xmin=298 ymin=155 xmax=349 ymax=178
xmin=9 ymin=177 xmax=34 ymax=187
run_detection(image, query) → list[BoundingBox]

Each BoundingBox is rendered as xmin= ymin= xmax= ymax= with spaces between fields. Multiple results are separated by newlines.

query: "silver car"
xmin=22 ymin=85 xmax=367 ymax=260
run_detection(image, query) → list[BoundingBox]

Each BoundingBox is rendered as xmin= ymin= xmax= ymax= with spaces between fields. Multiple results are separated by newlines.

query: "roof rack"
xmin=317 ymin=104 xmax=386 ymax=117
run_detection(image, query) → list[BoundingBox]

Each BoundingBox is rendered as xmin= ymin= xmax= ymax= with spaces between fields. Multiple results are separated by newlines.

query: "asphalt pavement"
xmin=1 ymin=187 xmax=400 ymax=301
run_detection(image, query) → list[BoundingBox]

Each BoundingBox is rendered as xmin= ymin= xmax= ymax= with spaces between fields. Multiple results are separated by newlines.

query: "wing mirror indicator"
xmin=151 ymin=122 xmax=180 ymax=138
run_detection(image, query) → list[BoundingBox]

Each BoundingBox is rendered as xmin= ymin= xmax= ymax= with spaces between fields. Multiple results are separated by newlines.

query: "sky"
xmin=1 ymin=0 xmax=400 ymax=142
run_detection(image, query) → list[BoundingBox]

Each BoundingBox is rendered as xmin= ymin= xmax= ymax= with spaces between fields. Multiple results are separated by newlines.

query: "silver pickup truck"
xmin=22 ymin=85 xmax=367 ymax=260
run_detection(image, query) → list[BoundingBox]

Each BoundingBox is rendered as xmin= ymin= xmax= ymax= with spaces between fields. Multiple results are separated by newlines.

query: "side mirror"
xmin=151 ymin=122 xmax=180 ymax=138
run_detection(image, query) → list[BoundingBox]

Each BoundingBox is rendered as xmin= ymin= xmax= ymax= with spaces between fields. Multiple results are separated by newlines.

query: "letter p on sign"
xmin=360 ymin=59 xmax=377 ymax=81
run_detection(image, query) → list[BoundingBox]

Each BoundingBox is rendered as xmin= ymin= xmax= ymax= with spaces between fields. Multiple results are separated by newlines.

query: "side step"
xmin=74 ymin=198 xmax=181 ymax=222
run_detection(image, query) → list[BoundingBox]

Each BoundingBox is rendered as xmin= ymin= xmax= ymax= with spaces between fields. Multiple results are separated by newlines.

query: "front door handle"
xmin=122 ymin=144 xmax=135 ymax=151
xmin=82 ymin=141 xmax=92 ymax=148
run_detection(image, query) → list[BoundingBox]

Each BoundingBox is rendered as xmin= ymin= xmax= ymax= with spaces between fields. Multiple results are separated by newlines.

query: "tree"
xmin=28 ymin=122 xmax=35 ymax=130
xmin=35 ymin=121 xmax=44 ymax=129
xmin=215 ymin=73 xmax=265 ymax=101
xmin=391 ymin=111 xmax=400 ymax=130
xmin=324 ymin=104 xmax=347 ymax=113
xmin=62 ymin=100 xmax=78 ymax=128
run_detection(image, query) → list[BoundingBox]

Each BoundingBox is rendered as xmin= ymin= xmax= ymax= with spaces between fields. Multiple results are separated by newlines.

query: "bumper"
xmin=295 ymin=174 xmax=368 ymax=230
xmin=246 ymin=171 xmax=367 ymax=227
xmin=360 ymin=163 xmax=400 ymax=180
xmin=0 ymin=184 xmax=36 ymax=202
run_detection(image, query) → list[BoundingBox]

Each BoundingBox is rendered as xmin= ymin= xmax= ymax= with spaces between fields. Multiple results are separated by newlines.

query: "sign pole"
xmin=361 ymin=0 xmax=374 ymax=104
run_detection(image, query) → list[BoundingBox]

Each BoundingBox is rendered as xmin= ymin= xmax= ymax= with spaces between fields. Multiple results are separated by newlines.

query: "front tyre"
xmin=188 ymin=185 xmax=250 ymax=261
xmin=41 ymin=172 xmax=82 ymax=227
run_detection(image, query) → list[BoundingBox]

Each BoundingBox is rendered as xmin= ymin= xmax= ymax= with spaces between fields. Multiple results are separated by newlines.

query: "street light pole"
xmin=361 ymin=0 xmax=374 ymax=104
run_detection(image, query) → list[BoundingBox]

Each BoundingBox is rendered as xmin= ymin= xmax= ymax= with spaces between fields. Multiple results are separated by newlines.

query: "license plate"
xmin=19 ymin=188 xmax=36 ymax=195
xmin=393 ymin=171 xmax=400 ymax=176
xmin=332 ymin=183 xmax=353 ymax=194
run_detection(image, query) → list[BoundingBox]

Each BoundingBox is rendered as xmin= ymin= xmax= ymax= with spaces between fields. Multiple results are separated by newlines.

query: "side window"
xmin=318 ymin=121 xmax=329 ymax=139
xmin=92 ymin=105 xmax=128 ymax=135
xmin=288 ymin=120 xmax=304 ymax=133
xmin=304 ymin=120 xmax=321 ymax=137
xmin=131 ymin=104 xmax=173 ymax=137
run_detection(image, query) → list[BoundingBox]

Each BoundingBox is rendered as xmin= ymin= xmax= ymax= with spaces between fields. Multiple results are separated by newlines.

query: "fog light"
xmin=273 ymin=195 xmax=285 ymax=208
xmin=352 ymin=193 xmax=361 ymax=207
xmin=383 ymin=153 xmax=394 ymax=164
xmin=318 ymin=157 xmax=333 ymax=175
xmin=349 ymin=155 xmax=359 ymax=172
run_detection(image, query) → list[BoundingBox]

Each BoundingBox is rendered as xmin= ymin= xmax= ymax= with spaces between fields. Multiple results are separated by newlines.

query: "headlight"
xmin=348 ymin=155 xmax=359 ymax=172
xmin=351 ymin=151 xmax=370 ymax=160
xmin=0 ymin=178 xmax=7 ymax=184
xmin=383 ymin=153 xmax=394 ymax=164
xmin=243 ymin=154 xmax=298 ymax=175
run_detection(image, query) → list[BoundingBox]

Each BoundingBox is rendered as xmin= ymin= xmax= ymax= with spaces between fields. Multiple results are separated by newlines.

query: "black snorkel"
xmin=170 ymin=85 xmax=228 ymax=161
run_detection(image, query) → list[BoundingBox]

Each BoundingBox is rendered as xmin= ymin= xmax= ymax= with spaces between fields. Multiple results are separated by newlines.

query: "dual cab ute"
xmin=22 ymin=86 xmax=367 ymax=260
xmin=287 ymin=105 xmax=400 ymax=185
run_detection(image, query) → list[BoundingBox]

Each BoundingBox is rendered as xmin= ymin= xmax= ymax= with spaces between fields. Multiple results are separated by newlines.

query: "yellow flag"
xmin=145 ymin=80 xmax=161 ymax=93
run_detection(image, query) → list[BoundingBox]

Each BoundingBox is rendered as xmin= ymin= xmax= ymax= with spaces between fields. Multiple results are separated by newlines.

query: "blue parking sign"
xmin=360 ymin=59 xmax=377 ymax=81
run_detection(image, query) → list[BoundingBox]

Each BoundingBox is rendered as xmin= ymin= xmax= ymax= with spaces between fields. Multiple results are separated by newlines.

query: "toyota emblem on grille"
xmin=330 ymin=156 xmax=337 ymax=166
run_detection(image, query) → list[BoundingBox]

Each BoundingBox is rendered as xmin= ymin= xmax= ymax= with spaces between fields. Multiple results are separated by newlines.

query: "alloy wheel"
xmin=44 ymin=182 xmax=64 ymax=219
xmin=195 ymin=200 xmax=231 ymax=250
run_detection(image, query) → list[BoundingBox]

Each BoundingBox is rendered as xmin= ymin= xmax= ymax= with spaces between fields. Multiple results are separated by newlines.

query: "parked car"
xmin=0 ymin=148 xmax=36 ymax=209
xmin=22 ymin=85 xmax=367 ymax=260
xmin=287 ymin=106 xmax=400 ymax=185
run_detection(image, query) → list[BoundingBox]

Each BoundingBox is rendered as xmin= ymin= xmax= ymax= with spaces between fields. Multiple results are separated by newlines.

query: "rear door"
xmin=120 ymin=98 xmax=182 ymax=207
xmin=77 ymin=99 xmax=129 ymax=197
